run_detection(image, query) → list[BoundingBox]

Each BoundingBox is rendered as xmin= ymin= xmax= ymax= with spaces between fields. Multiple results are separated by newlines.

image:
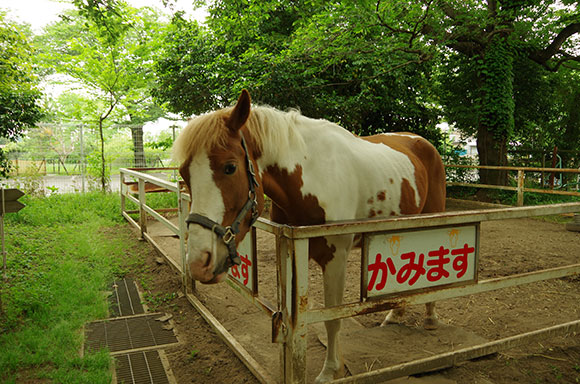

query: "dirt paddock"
xmin=131 ymin=199 xmax=580 ymax=384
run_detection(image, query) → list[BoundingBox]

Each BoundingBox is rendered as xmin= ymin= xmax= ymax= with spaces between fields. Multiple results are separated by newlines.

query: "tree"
xmin=153 ymin=1 xmax=444 ymax=146
xmin=153 ymin=0 xmax=579 ymax=182
xmin=35 ymin=3 xmax=166 ymax=190
xmin=0 ymin=12 xmax=43 ymax=177
xmin=375 ymin=0 xmax=580 ymax=184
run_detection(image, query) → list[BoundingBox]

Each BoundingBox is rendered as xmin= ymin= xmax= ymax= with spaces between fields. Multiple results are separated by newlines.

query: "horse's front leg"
xmin=315 ymin=236 xmax=351 ymax=384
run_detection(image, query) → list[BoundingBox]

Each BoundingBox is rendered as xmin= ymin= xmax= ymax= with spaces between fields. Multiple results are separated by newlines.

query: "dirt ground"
xmin=128 ymin=199 xmax=580 ymax=384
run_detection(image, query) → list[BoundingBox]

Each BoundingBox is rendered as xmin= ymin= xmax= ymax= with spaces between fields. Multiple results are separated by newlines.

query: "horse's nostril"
xmin=202 ymin=251 xmax=212 ymax=268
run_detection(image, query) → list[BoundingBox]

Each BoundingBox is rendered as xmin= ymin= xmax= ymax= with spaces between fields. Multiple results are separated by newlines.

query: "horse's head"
xmin=175 ymin=90 xmax=264 ymax=284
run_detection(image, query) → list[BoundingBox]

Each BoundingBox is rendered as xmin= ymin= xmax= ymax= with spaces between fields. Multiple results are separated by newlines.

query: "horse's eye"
xmin=224 ymin=163 xmax=237 ymax=175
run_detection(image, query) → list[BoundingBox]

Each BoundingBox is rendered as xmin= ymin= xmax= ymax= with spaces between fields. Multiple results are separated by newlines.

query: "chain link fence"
xmin=2 ymin=121 xmax=179 ymax=195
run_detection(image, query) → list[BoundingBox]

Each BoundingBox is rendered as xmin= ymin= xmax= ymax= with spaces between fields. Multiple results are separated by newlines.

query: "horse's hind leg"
xmin=315 ymin=236 xmax=350 ymax=384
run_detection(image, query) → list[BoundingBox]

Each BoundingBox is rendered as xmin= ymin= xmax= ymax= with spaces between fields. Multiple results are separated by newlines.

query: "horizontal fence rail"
xmin=280 ymin=202 xmax=580 ymax=239
xmin=445 ymin=164 xmax=580 ymax=206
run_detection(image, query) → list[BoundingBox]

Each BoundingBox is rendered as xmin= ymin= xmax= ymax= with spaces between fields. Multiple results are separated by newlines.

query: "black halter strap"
xmin=185 ymin=133 xmax=259 ymax=275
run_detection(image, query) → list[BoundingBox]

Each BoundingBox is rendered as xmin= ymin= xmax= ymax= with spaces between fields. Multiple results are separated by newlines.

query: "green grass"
xmin=0 ymin=192 xmax=144 ymax=383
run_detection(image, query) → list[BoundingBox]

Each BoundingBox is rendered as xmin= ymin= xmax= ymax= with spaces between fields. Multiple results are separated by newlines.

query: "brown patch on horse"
xmin=399 ymin=178 xmax=418 ymax=214
xmin=262 ymin=165 xmax=325 ymax=225
xmin=368 ymin=209 xmax=377 ymax=218
xmin=367 ymin=197 xmax=374 ymax=205
xmin=178 ymin=156 xmax=192 ymax=195
xmin=262 ymin=164 xmax=336 ymax=269
xmin=309 ymin=238 xmax=336 ymax=271
xmin=362 ymin=133 xmax=438 ymax=214
xmin=205 ymin=133 xmax=265 ymax=243
xmin=377 ymin=190 xmax=386 ymax=201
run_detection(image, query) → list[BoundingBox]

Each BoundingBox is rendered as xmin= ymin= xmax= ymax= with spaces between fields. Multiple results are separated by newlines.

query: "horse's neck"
xmin=249 ymin=107 xmax=309 ymax=171
xmin=249 ymin=108 xmax=347 ymax=222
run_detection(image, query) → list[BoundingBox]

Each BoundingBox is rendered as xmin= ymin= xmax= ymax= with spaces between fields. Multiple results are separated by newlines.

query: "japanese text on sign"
xmin=228 ymin=232 xmax=254 ymax=291
xmin=364 ymin=225 xmax=478 ymax=298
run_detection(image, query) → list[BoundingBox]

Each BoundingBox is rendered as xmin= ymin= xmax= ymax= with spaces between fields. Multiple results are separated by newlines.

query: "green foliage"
xmin=421 ymin=0 xmax=579 ymax=183
xmin=0 ymin=12 xmax=44 ymax=177
xmin=0 ymin=193 xmax=140 ymax=383
xmin=478 ymin=36 xmax=515 ymax=140
xmin=71 ymin=0 xmax=129 ymax=45
xmin=146 ymin=132 xmax=174 ymax=151
xmin=153 ymin=1 xmax=443 ymax=145
xmin=34 ymin=4 xmax=167 ymax=190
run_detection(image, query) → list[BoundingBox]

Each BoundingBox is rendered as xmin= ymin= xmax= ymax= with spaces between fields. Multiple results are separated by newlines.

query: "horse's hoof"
xmin=423 ymin=317 xmax=439 ymax=330
xmin=315 ymin=362 xmax=344 ymax=383
xmin=314 ymin=370 xmax=335 ymax=384
xmin=380 ymin=318 xmax=400 ymax=327
xmin=381 ymin=309 xmax=404 ymax=326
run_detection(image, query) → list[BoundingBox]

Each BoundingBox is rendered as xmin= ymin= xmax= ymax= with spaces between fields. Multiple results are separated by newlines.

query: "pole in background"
xmin=80 ymin=124 xmax=86 ymax=193
xmin=171 ymin=125 xmax=178 ymax=182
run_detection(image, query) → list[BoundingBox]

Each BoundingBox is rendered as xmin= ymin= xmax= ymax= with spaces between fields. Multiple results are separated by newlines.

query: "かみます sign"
xmin=363 ymin=224 xmax=479 ymax=299
xmin=228 ymin=228 xmax=257 ymax=294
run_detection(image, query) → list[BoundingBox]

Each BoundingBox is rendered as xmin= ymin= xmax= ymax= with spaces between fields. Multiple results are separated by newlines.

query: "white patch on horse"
xmin=186 ymin=152 xmax=227 ymax=279
xmin=253 ymin=111 xmax=420 ymax=221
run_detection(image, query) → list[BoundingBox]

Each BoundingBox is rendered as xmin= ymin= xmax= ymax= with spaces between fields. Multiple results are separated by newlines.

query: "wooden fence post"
xmin=138 ymin=178 xmax=147 ymax=239
xmin=278 ymin=236 xmax=309 ymax=383
xmin=516 ymin=170 xmax=525 ymax=207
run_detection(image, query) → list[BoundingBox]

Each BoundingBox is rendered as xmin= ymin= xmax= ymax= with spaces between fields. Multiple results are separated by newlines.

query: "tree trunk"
xmin=476 ymin=123 xmax=508 ymax=186
xmin=475 ymin=35 xmax=514 ymax=187
xmin=99 ymin=118 xmax=107 ymax=193
xmin=131 ymin=126 xmax=146 ymax=168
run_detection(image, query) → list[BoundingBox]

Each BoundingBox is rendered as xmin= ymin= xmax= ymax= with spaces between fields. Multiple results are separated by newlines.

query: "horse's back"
xmin=362 ymin=133 xmax=446 ymax=214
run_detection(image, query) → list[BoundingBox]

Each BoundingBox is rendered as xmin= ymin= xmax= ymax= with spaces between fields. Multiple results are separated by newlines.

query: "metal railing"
xmin=120 ymin=167 xmax=580 ymax=384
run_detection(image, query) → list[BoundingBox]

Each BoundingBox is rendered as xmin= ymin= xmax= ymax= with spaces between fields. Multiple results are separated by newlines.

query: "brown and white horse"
xmin=174 ymin=90 xmax=446 ymax=383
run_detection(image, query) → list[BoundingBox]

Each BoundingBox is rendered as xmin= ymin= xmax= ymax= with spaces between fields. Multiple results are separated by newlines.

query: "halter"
xmin=185 ymin=133 xmax=260 ymax=275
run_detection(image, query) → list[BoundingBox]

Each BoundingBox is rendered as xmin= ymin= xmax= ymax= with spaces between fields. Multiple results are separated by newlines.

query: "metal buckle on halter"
xmin=222 ymin=227 xmax=235 ymax=244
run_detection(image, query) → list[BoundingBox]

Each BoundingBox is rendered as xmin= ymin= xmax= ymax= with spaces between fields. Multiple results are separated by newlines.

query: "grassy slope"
xmin=0 ymin=192 xmax=145 ymax=383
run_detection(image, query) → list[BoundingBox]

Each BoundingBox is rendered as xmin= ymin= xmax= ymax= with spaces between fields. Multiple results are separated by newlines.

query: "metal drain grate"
xmin=109 ymin=278 xmax=145 ymax=317
xmin=115 ymin=350 xmax=170 ymax=384
xmin=85 ymin=313 xmax=178 ymax=354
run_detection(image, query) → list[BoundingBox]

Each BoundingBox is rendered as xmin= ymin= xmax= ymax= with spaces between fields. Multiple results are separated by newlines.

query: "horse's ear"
xmin=226 ymin=89 xmax=251 ymax=133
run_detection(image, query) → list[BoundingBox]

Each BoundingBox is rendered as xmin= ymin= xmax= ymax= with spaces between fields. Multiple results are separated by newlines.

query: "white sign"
xmin=228 ymin=230 xmax=255 ymax=293
xmin=363 ymin=224 xmax=479 ymax=299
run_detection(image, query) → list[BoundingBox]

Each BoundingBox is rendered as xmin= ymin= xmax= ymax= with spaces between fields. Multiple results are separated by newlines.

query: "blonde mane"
xmin=172 ymin=105 xmax=307 ymax=163
xmin=172 ymin=107 xmax=233 ymax=163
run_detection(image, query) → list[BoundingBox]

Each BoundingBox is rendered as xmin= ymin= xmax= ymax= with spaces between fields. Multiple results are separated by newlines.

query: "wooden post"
xmin=138 ymin=178 xmax=147 ymax=239
xmin=178 ymin=188 xmax=192 ymax=292
xmin=280 ymin=237 xmax=309 ymax=384
xmin=566 ymin=213 xmax=580 ymax=232
xmin=541 ymin=154 xmax=545 ymax=187
xmin=277 ymin=235 xmax=289 ymax=381
xmin=120 ymin=171 xmax=126 ymax=215
xmin=516 ymin=170 xmax=525 ymax=207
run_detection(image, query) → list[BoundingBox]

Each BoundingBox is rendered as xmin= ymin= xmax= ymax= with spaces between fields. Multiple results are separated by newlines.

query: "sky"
xmin=1 ymin=0 xmax=204 ymax=135
xmin=2 ymin=0 xmax=207 ymax=32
